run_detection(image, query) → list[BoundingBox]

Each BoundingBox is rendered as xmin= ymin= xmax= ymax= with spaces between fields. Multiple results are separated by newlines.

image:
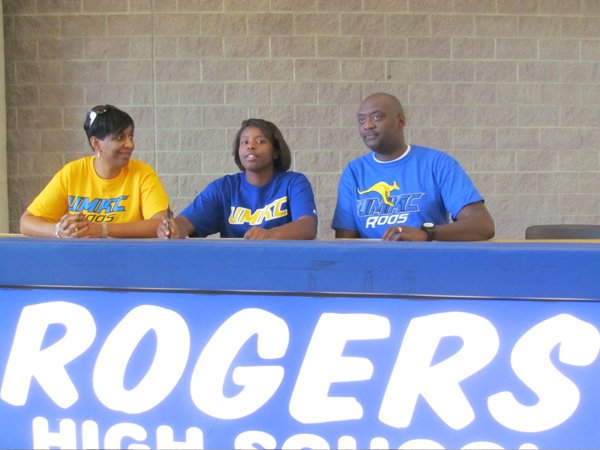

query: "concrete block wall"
xmin=4 ymin=0 xmax=600 ymax=239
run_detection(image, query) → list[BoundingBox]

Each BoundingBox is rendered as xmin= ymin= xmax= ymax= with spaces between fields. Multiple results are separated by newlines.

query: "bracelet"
xmin=54 ymin=222 xmax=62 ymax=238
xmin=101 ymin=222 xmax=109 ymax=238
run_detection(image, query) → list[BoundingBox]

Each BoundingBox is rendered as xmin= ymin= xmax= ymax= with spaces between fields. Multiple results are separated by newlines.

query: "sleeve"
xmin=180 ymin=179 xmax=224 ymax=237
xmin=138 ymin=163 xmax=170 ymax=219
xmin=288 ymin=173 xmax=318 ymax=221
xmin=26 ymin=168 xmax=70 ymax=222
xmin=331 ymin=165 xmax=357 ymax=231
xmin=435 ymin=155 xmax=484 ymax=221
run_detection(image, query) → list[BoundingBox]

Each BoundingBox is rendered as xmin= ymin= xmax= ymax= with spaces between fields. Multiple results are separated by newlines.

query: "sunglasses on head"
xmin=88 ymin=104 xmax=116 ymax=127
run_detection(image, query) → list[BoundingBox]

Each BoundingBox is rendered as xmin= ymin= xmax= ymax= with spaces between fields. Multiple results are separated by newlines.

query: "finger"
xmin=382 ymin=227 xmax=396 ymax=241
xmin=158 ymin=224 xmax=168 ymax=238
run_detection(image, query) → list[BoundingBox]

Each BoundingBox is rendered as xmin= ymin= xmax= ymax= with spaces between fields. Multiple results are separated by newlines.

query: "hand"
xmin=57 ymin=212 xmax=90 ymax=238
xmin=157 ymin=216 xmax=182 ymax=239
xmin=244 ymin=226 xmax=275 ymax=240
xmin=382 ymin=225 xmax=428 ymax=242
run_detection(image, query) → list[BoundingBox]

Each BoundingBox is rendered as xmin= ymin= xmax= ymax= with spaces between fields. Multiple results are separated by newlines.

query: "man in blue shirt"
xmin=332 ymin=93 xmax=495 ymax=241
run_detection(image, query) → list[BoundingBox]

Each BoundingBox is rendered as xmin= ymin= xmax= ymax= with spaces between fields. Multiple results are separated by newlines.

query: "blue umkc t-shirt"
xmin=332 ymin=145 xmax=484 ymax=239
xmin=181 ymin=171 xmax=317 ymax=238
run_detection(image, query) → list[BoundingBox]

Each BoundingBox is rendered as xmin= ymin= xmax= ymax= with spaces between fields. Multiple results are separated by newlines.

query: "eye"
xmin=373 ymin=113 xmax=383 ymax=120
xmin=358 ymin=117 xmax=366 ymax=124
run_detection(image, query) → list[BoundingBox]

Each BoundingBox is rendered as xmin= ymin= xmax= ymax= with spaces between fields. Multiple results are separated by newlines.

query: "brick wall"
xmin=4 ymin=0 xmax=600 ymax=238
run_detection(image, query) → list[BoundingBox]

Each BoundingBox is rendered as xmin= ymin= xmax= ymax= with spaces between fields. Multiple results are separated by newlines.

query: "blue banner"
xmin=1 ymin=287 xmax=599 ymax=449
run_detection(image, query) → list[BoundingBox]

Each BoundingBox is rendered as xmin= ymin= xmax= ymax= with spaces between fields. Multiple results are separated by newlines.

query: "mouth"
xmin=118 ymin=151 xmax=133 ymax=161
xmin=244 ymin=153 xmax=258 ymax=161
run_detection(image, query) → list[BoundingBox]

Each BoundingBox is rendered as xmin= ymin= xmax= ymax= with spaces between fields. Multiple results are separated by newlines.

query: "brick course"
xmin=4 ymin=0 xmax=600 ymax=238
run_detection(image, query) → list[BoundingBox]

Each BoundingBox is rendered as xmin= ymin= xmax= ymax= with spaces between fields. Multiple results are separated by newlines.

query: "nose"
xmin=124 ymin=136 xmax=135 ymax=149
xmin=363 ymin=117 xmax=375 ymax=130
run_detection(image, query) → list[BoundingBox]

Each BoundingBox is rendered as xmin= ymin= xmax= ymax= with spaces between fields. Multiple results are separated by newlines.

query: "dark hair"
xmin=83 ymin=105 xmax=134 ymax=150
xmin=232 ymin=118 xmax=292 ymax=172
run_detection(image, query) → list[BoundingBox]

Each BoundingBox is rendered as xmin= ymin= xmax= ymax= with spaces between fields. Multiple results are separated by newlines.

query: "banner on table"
xmin=1 ymin=288 xmax=599 ymax=449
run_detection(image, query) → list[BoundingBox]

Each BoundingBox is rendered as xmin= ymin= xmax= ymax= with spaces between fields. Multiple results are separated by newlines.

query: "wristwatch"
xmin=421 ymin=222 xmax=436 ymax=241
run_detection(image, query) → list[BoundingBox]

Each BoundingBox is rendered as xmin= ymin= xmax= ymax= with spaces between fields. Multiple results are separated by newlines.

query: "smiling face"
xmin=92 ymin=125 xmax=135 ymax=172
xmin=357 ymin=94 xmax=407 ymax=160
xmin=237 ymin=126 xmax=277 ymax=175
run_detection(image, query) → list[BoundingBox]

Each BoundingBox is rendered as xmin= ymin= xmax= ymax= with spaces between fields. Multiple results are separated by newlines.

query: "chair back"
xmin=525 ymin=224 xmax=600 ymax=239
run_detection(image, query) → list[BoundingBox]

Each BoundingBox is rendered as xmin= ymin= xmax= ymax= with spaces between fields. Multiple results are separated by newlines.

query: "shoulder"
xmin=59 ymin=155 xmax=94 ymax=176
xmin=274 ymin=171 xmax=314 ymax=189
xmin=411 ymin=145 xmax=463 ymax=168
xmin=411 ymin=145 xmax=455 ymax=161
xmin=127 ymin=159 xmax=159 ymax=174
xmin=277 ymin=170 xmax=308 ymax=182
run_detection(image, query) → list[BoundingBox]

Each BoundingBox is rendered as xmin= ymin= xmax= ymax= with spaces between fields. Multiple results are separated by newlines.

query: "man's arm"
xmin=435 ymin=201 xmax=495 ymax=241
xmin=382 ymin=201 xmax=495 ymax=242
xmin=335 ymin=228 xmax=360 ymax=239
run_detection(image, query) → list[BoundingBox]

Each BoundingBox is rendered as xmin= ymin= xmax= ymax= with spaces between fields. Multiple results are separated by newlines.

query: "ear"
xmin=89 ymin=136 xmax=103 ymax=153
xmin=397 ymin=114 xmax=406 ymax=127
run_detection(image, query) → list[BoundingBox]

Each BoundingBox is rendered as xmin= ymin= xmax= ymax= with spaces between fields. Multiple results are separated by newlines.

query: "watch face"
xmin=422 ymin=222 xmax=435 ymax=241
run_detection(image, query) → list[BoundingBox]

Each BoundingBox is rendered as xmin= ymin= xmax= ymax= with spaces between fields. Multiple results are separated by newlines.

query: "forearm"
xmin=335 ymin=228 xmax=360 ymax=239
xmin=103 ymin=217 xmax=165 ymax=238
xmin=20 ymin=212 xmax=58 ymax=237
xmin=270 ymin=216 xmax=317 ymax=240
xmin=434 ymin=217 xmax=495 ymax=241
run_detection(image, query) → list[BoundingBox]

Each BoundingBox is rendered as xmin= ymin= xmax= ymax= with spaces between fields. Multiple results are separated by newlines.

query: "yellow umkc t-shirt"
xmin=27 ymin=155 xmax=169 ymax=224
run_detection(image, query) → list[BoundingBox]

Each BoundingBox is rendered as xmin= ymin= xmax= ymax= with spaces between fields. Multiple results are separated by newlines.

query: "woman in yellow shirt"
xmin=20 ymin=105 xmax=170 ymax=238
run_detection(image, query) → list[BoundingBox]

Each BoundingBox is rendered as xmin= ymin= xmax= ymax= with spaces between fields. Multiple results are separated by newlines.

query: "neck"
xmin=245 ymin=168 xmax=274 ymax=187
xmin=93 ymin=155 xmax=121 ymax=179
xmin=374 ymin=144 xmax=408 ymax=162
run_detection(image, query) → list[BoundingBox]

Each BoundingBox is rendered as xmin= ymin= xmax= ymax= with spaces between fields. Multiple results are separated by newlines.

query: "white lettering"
xmin=461 ymin=442 xmax=503 ymax=449
xmin=365 ymin=214 xmax=409 ymax=228
xmin=235 ymin=430 xmax=277 ymax=450
xmin=82 ymin=420 xmax=100 ymax=449
xmin=282 ymin=433 xmax=330 ymax=449
xmin=488 ymin=314 xmax=600 ymax=432
xmin=290 ymin=313 xmax=390 ymax=423
xmin=369 ymin=437 xmax=390 ymax=449
xmin=93 ymin=305 xmax=190 ymax=414
xmin=379 ymin=312 xmax=499 ymax=430
xmin=156 ymin=425 xmax=204 ymax=449
xmin=32 ymin=417 xmax=77 ymax=450
xmin=104 ymin=422 xmax=147 ymax=449
xmin=1 ymin=301 xmax=95 ymax=408
xmin=190 ymin=308 xmax=288 ymax=419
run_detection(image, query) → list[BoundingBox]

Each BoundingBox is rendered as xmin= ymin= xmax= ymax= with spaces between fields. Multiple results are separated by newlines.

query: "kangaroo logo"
xmin=357 ymin=181 xmax=400 ymax=207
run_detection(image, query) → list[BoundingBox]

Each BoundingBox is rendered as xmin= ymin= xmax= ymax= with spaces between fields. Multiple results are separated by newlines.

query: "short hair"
xmin=83 ymin=105 xmax=134 ymax=150
xmin=362 ymin=92 xmax=405 ymax=117
xmin=232 ymin=118 xmax=292 ymax=172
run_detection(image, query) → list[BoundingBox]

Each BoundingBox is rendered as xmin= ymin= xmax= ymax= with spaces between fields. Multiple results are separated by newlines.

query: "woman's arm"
xmin=157 ymin=215 xmax=196 ymax=239
xmin=244 ymin=215 xmax=317 ymax=240
xmin=22 ymin=209 xmax=173 ymax=239
xmin=92 ymin=211 xmax=167 ymax=238
xmin=20 ymin=210 xmax=60 ymax=237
